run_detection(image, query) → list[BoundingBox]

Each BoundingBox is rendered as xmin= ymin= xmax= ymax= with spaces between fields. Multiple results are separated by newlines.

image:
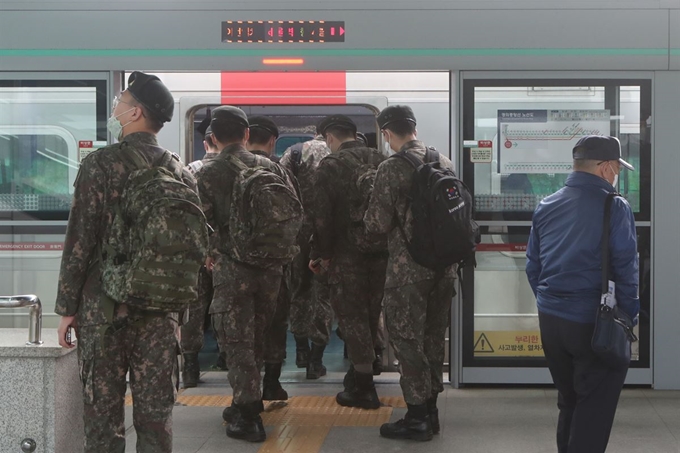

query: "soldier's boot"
xmin=226 ymin=401 xmax=266 ymax=443
xmin=181 ymin=353 xmax=201 ymax=389
xmin=372 ymin=348 xmax=384 ymax=376
xmin=306 ymin=343 xmax=327 ymax=379
xmin=336 ymin=371 xmax=381 ymax=410
xmin=294 ymin=335 xmax=310 ymax=369
xmin=262 ymin=362 xmax=288 ymax=401
xmin=223 ymin=400 xmax=263 ymax=423
xmin=427 ymin=395 xmax=440 ymax=434
xmin=212 ymin=351 xmax=228 ymax=371
xmin=342 ymin=364 xmax=356 ymax=392
xmin=380 ymin=403 xmax=433 ymax=442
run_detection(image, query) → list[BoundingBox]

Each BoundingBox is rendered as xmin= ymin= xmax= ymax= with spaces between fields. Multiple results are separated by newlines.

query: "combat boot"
xmin=380 ymin=403 xmax=433 ymax=441
xmin=212 ymin=351 xmax=228 ymax=371
xmin=294 ymin=335 xmax=310 ymax=368
xmin=226 ymin=401 xmax=266 ymax=443
xmin=427 ymin=395 xmax=440 ymax=434
xmin=262 ymin=362 xmax=289 ymax=401
xmin=306 ymin=343 xmax=327 ymax=379
xmin=223 ymin=400 xmax=264 ymax=423
xmin=181 ymin=353 xmax=200 ymax=389
xmin=342 ymin=364 xmax=356 ymax=392
xmin=336 ymin=371 xmax=381 ymax=409
xmin=372 ymin=348 xmax=384 ymax=376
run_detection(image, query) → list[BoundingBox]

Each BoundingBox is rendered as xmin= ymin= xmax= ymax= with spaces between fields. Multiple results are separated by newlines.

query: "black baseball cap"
xmin=249 ymin=116 xmax=279 ymax=138
xmin=572 ymin=135 xmax=634 ymax=170
xmin=196 ymin=109 xmax=212 ymax=137
xmin=127 ymin=71 xmax=174 ymax=123
xmin=211 ymin=105 xmax=249 ymax=128
xmin=377 ymin=105 xmax=416 ymax=130
xmin=317 ymin=114 xmax=357 ymax=136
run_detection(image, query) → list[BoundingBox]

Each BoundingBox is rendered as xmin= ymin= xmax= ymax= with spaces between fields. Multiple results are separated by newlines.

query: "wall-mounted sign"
xmin=222 ymin=21 xmax=345 ymax=43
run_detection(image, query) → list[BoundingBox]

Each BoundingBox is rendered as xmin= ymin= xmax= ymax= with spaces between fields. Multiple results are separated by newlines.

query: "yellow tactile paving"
xmin=126 ymin=393 xmax=406 ymax=453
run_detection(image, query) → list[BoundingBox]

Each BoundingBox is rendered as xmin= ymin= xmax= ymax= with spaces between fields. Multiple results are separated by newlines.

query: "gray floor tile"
xmin=197 ymin=431 xmax=265 ymax=453
xmin=171 ymin=407 xmax=225 ymax=438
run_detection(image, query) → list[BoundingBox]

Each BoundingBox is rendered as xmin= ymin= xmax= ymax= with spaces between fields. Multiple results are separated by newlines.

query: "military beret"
xmin=127 ymin=71 xmax=174 ymax=123
xmin=211 ymin=105 xmax=249 ymax=128
xmin=317 ymin=114 xmax=357 ymax=136
xmin=377 ymin=105 xmax=417 ymax=130
xmin=356 ymin=131 xmax=368 ymax=146
xmin=249 ymin=116 xmax=279 ymax=138
xmin=196 ymin=109 xmax=212 ymax=137
xmin=573 ymin=135 xmax=634 ymax=170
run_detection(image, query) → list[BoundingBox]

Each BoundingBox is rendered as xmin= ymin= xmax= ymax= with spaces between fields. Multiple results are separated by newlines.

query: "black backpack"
xmin=392 ymin=147 xmax=480 ymax=272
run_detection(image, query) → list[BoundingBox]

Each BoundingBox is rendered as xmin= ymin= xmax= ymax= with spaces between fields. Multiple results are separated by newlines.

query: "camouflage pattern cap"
xmin=317 ymin=114 xmax=357 ymax=136
xmin=377 ymin=105 xmax=417 ymax=130
xmin=211 ymin=105 xmax=249 ymax=128
xmin=127 ymin=71 xmax=174 ymax=123
xmin=249 ymin=116 xmax=279 ymax=138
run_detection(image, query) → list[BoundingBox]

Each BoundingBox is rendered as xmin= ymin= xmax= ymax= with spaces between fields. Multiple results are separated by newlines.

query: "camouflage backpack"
xmin=326 ymin=147 xmax=387 ymax=254
xmin=224 ymin=153 xmax=303 ymax=268
xmin=100 ymin=146 xmax=209 ymax=313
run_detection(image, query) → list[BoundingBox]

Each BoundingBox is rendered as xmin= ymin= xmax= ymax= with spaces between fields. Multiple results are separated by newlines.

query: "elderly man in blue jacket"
xmin=526 ymin=135 xmax=639 ymax=453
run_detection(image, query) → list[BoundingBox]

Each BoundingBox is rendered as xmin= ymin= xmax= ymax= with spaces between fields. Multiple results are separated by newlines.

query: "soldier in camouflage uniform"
xmin=364 ymin=105 xmax=456 ymax=442
xmin=55 ymin=72 xmax=191 ymax=453
xmin=181 ymin=119 xmax=221 ymax=388
xmin=279 ymin=137 xmax=333 ymax=379
xmin=197 ymin=106 xmax=291 ymax=443
xmin=244 ymin=115 xmax=289 ymax=400
xmin=311 ymin=115 xmax=388 ymax=408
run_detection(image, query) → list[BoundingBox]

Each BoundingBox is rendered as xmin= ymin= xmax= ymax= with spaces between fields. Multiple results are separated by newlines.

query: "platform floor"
xmin=123 ymin=371 xmax=680 ymax=453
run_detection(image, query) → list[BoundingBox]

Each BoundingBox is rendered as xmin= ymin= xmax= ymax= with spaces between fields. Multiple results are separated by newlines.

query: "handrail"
xmin=0 ymin=295 xmax=43 ymax=345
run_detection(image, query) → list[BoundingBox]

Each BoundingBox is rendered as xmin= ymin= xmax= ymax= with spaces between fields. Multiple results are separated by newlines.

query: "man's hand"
xmin=309 ymin=258 xmax=330 ymax=274
xmin=57 ymin=315 xmax=77 ymax=349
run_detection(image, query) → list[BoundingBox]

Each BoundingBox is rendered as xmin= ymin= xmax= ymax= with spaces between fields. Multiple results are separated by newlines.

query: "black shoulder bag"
xmin=591 ymin=192 xmax=638 ymax=368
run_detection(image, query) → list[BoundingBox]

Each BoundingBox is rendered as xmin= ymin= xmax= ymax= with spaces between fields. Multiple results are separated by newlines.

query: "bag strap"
xmin=601 ymin=192 xmax=618 ymax=295
xmin=290 ymin=143 xmax=304 ymax=177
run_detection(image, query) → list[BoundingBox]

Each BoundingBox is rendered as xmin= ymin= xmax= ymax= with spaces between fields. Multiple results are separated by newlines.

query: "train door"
xmin=456 ymin=73 xmax=652 ymax=385
xmin=0 ymin=73 xmax=111 ymax=328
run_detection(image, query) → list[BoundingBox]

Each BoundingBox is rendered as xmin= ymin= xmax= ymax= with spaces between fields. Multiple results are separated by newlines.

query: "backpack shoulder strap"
xmin=119 ymin=144 xmax=150 ymax=171
xmin=290 ymin=142 xmax=304 ymax=176
xmin=425 ymin=147 xmax=440 ymax=164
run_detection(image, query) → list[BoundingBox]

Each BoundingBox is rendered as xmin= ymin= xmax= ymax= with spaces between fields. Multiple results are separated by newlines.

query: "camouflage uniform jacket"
xmin=54 ymin=132 xmax=198 ymax=326
xmin=364 ymin=140 xmax=456 ymax=288
xmin=187 ymin=151 xmax=219 ymax=175
xmin=279 ymin=138 xmax=330 ymax=242
xmin=311 ymin=140 xmax=386 ymax=268
xmin=251 ymin=149 xmax=280 ymax=163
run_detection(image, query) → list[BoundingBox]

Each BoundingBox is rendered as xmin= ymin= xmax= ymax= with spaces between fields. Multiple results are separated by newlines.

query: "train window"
xmin=275 ymin=134 xmax=315 ymax=158
xmin=462 ymin=80 xmax=652 ymax=222
xmin=0 ymin=80 xmax=108 ymax=220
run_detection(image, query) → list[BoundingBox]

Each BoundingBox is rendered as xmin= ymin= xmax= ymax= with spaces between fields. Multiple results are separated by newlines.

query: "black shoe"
xmin=380 ymin=404 xmax=433 ymax=441
xmin=226 ymin=402 xmax=266 ymax=443
xmin=336 ymin=371 xmax=380 ymax=409
xmin=212 ymin=352 xmax=228 ymax=371
xmin=427 ymin=396 xmax=440 ymax=434
xmin=372 ymin=350 xmax=384 ymax=376
xmin=262 ymin=362 xmax=289 ymax=401
xmin=294 ymin=335 xmax=310 ymax=368
xmin=342 ymin=365 xmax=356 ymax=392
xmin=182 ymin=353 xmax=201 ymax=388
xmin=222 ymin=404 xmax=239 ymax=424
xmin=306 ymin=343 xmax=327 ymax=379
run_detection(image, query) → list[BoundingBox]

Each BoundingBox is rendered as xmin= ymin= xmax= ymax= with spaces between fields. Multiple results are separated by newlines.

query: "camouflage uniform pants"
xmin=211 ymin=261 xmax=282 ymax=405
xmin=263 ymin=271 xmax=290 ymax=364
xmin=180 ymin=266 xmax=213 ymax=353
xmin=289 ymin=245 xmax=333 ymax=345
xmin=330 ymin=256 xmax=387 ymax=366
xmin=383 ymin=278 xmax=455 ymax=405
xmin=78 ymin=312 xmax=179 ymax=453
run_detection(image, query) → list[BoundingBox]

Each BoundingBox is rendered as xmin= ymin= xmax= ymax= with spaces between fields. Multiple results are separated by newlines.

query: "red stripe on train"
xmin=221 ymin=72 xmax=346 ymax=105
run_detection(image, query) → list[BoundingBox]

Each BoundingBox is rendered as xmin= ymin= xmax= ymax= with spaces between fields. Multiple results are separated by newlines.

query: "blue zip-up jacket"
xmin=526 ymin=171 xmax=639 ymax=324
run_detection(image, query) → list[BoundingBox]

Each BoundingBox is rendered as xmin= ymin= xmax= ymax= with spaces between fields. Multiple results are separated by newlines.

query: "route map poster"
xmin=497 ymin=109 xmax=610 ymax=174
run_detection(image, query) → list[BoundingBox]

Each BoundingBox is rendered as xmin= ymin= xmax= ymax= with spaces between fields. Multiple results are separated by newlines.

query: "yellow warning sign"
xmin=473 ymin=331 xmax=544 ymax=357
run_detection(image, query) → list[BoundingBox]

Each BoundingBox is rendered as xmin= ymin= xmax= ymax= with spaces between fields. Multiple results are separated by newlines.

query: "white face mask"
xmin=106 ymin=108 xmax=134 ymax=141
xmin=382 ymin=132 xmax=392 ymax=154
xmin=608 ymin=163 xmax=619 ymax=188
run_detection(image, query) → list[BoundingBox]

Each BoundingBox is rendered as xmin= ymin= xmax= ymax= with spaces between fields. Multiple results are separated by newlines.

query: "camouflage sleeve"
xmin=279 ymin=148 xmax=292 ymax=174
xmin=364 ymin=160 xmax=400 ymax=235
xmin=195 ymin=169 xmax=219 ymax=254
xmin=54 ymin=156 xmax=106 ymax=316
xmin=311 ymin=160 xmax=339 ymax=260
